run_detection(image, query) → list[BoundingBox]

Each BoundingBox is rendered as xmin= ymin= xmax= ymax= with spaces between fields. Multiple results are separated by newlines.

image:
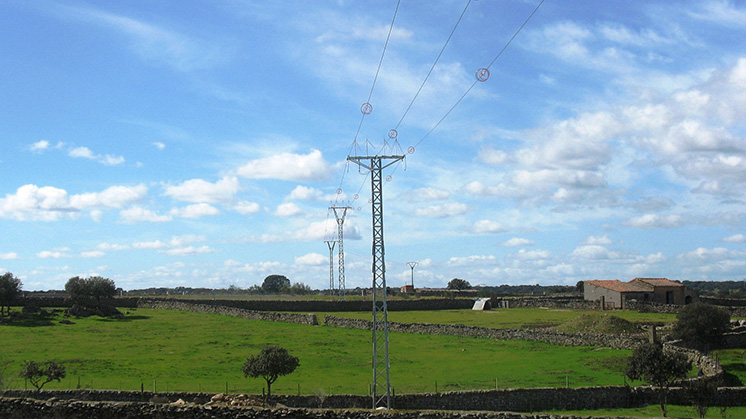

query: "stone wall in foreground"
xmin=3 ymin=386 xmax=746 ymax=416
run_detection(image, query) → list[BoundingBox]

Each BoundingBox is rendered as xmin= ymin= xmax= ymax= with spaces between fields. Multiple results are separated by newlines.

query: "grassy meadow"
xmin=1 ymin=307 xmax=635 ymax=395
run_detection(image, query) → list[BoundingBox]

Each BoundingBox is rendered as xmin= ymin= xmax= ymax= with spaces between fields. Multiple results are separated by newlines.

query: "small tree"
xmin=19 ymin=360 xmax=66 ymax=390
xmin=626 ymin=342 xmax=691 ymax=417
xmin=447 ymin=278 xmax=471 ymax=290
xmin=65 ymin=276 xmax=116 ymax=310
xmin=242 ymin=345 xmax=299 ymax=398
xmin=0 ymin=272 xmax=22 ymax=318
xmin=261 ymin=275 xmax=291 ymax=294
xmin=671 ymin=302 xmax=730 ymax=349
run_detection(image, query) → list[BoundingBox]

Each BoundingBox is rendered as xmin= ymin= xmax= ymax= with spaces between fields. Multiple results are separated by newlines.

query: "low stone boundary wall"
xmin=491 ymin=297 xmax=597 ymax=310
xmin=137 ymin=299 xmax=318 ymax=325
xmin=324 ymin=316 xmax=645 ymax=349
xmin=134 ymin=297 xmax=475 ymax=312
xmin=4 ymin=386 xmax=746 ymax=415
xmin=625 ymin=299 xmax=746 ymax=317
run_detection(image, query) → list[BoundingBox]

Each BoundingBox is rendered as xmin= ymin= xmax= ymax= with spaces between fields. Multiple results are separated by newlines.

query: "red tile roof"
xmin=630 ymin=277 xmax=683 ymax=288
xmin=585 ymin=279 xmax=648 ymax=293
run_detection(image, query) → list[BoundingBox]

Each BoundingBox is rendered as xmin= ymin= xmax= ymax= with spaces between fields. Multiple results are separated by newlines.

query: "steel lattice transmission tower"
xmin=324 ymin=240 xmax=336 ymax=296
xmin=347 ymin=154 xmax=404 ymax=410
xmin=330 ymin=205 xmax=352 ymax=299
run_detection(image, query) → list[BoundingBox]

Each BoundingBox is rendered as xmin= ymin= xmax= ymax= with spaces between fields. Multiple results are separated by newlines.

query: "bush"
xmin=671 ymin=302 xmax=730 ymax=348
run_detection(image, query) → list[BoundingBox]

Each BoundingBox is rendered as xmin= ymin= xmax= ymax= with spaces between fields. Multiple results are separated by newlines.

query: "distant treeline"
xmin=474 ymin=284 xmax=579 ymax=296
xmin=682 ymin=280 xmax=746 ymax=298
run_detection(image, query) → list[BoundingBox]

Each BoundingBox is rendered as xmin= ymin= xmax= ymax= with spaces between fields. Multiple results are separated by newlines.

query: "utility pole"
xmin=347 ymin=153 xmax=404 ymax=410
xmin=324 ymin=240 xmax=336 ymax=296
xmin=330 ymin=205 xmax=352 ymax=299
xmin=407 ymin=261 xmax=418 ymax=288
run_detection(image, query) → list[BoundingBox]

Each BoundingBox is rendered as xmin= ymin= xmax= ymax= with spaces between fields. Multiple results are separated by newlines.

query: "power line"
xmin=351 ymin=0 xmax=403 ymax=146
xmin=412 ymin=0 xmax=545 ymax=148
xmin=393 ymin=0 xmax=473 ymax=132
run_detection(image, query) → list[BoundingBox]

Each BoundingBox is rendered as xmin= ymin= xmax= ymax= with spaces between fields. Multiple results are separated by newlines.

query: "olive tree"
xmin=0 ymin=272 xmax=22 ymax=318
xmin=19 ymin=360 xmax=66 ymax=390
xmin=65 ymin=276 xmax=116 ymax=309
xmin=671 ymin=302 xmax=730 ymax=349
xmin=447 ymin=278 xmax=471 ymax=290
xmin=242 ymin=345 xmax=299 ymax=397
xmin=626 ymin=342 xmax=691 ymax=417
xmin=261 ymin=275 xmax=291 ymax=294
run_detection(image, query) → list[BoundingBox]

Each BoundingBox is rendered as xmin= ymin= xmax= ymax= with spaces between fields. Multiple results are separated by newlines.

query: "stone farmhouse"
xmin=583 ymin=277 xmax=698 ymax=309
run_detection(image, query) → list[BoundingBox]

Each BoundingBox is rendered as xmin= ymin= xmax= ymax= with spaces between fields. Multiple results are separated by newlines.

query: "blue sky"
xmin=2 ymin=0 xmax=746 ymax=291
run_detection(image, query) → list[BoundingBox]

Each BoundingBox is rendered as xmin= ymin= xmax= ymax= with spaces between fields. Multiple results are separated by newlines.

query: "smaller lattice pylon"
xmin=330 ymin=205 xmax=352 ymax=299
xmin=324 ymin=240 xmax=336 ymax=296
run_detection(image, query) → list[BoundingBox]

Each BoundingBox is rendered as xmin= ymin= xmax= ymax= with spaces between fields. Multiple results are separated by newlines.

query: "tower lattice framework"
xmin=347 ymin=154 xmax=404 ymax=410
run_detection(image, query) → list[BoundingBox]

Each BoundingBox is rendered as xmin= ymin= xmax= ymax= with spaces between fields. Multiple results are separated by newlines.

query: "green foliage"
xmin=261 ymin=275 xmax=291 ymax=294
xmin=65 ymin=276 xmax=116 ymax=308
xmin=242 ymin=345 xmax=299 ymax=396
xmin=671 ymin=302 xmax=730 ymax=347
xmin=626 ymin=342 xmax=691 ymax=417
xmin=19 ymin=360 xmax=66 ymax=390
xmin=686 ymin=378 xmax=718 ymax=418
xmin=0 ymin=272 xmax=22 ymax=318
xmin=447 ymin=278 xmax=471 ymax=290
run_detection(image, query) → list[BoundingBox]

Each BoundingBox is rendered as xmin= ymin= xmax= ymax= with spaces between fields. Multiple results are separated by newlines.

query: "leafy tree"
xmin=65 ymin=276 xmax=116 ymax=309
xmin=671 ymin=302 xmax=730 ymax=348
xmin=19 ymin=360 xmax=66 ymax=390
xmin=447 ymin=278 xmax=471 ymax=290
xmin=0 ymin=272 xmax=22 ymax=318
xmin=289 ymin=282 xmax=312 ymax=295
xmin=261 ymin=275 xmax=291 ymax=294
xmin=687 ymin=378 xmax=718 ymax=418
xmin=626 ymin=342 xmax=691 ymax=417
xmin=242 ymin=345 xmax=299 ymax=397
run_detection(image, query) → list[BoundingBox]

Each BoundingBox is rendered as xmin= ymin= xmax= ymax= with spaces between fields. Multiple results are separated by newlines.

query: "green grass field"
xmin=1 ymin=308 xmax=634 ymax=395
xmin=321 ymin=307 xmax=677 ymax=329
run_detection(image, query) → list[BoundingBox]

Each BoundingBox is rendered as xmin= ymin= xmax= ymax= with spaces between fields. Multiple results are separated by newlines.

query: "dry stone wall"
xmin=137 ymin=299 xmax=318 ymax=325
xmin=4 ymin=386 xmax=746 ymax=416
xmin=324 ymin=315 xmax=645 ymax=349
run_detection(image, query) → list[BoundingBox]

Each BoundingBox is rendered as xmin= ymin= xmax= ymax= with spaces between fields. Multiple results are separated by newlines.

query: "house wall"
xmin=649 ymin=285 xmax=685 ymax=305
xmin=583 ymin=282 xmax=621 ymax=308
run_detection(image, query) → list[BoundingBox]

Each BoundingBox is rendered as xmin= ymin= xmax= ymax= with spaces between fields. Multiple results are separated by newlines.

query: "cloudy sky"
xmin=2 ymin=0 xmax=746 ymax=291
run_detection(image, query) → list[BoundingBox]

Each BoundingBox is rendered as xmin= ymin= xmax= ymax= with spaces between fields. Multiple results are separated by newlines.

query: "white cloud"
xmin=472 ymin=219 xmax=507 ymax=234
xmin=236 ymin=149 xmax=331 ymax=181
xmin=414 ymin=202 xmax=468 ymax=218
xmin=723 ymin=234 xmax=746 ymax=243
xmin=81 ymin=251 xmax=106 ymax=258
xmin=153 ymin=142 xmax=166 ymax=150
xmin=0 ymin=252 xmax=19 ymax=260
xmin=286 ymin=185 xmax=323 ymax=201
xmin=69 ymin=146 xmax=95 ymax=159
xmin=69 ymin=146 xmax=125 ymax=166
xmin=447 ymin=255 xmax=496 ymax=267
xmin=623 ymin=214 xmax=685 ymax=229
xmin=295 ymin=253 xmax=326 ymax=265
xmin=97 ymin=243 xmax=130 ymax=251
xmin=584 ymin=235 xmax=613 ymax=245
xmin=119 ymin=207 xmax=172 ymax=224
xmin=37 ymin=248 xmax=71 ymax=259
xmin=502 ymin=237 xmax=534 ymax=247
xmin=234 ymin=201 xmax=261 ymax=215
xmin=132 ymin=240 xmax=167 ymax=249
xmin=571 ymin=245 xmax=620 ymax=260
xmin=30 ymin=140 xmax=50 ymax=152
xmin=164 ymin=177 xmax=240 ymax=203
xmin=170 ymin=203 xmax=219 ymax=219
xmin=275 ymin=202 xmax=303 ymax=217
xmin=69 ymin=184 xmax=148 ymax=209
xmin=163 ymin=245 xmax=214 ymax=256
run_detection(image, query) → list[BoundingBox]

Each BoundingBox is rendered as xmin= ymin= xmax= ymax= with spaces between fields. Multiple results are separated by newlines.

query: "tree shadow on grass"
xmin=94 ymin=315 xmax=150 ymax=322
